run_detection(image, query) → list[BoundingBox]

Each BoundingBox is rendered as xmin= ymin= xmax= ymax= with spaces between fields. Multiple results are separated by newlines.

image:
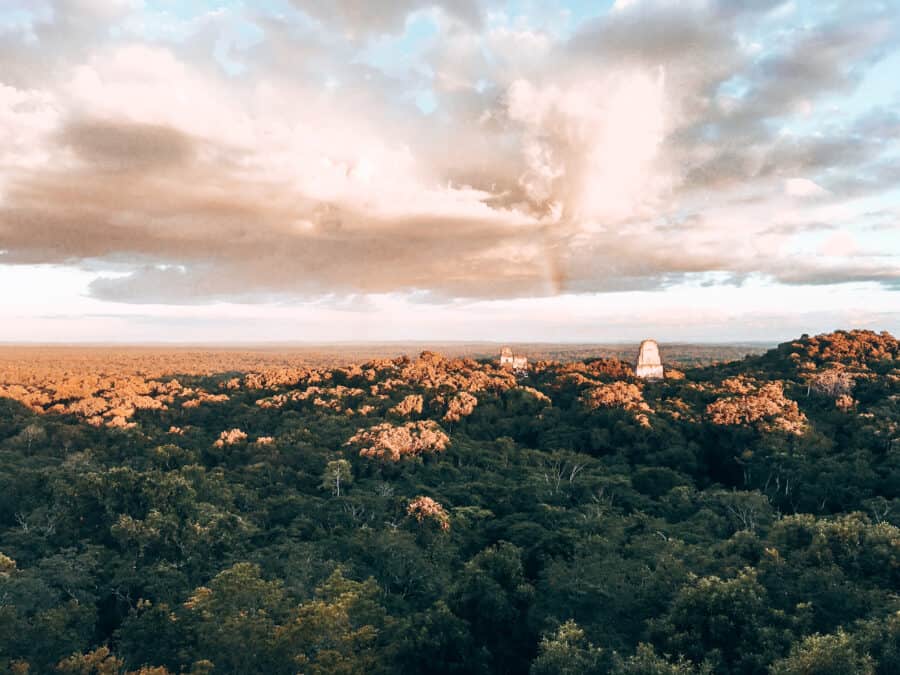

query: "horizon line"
xmin=0 ymin=339 xmax=780 ymax=348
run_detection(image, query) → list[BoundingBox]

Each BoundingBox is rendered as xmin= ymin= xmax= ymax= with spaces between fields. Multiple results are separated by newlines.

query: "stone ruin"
xmin=499 ymin=347 xmax=528 ymax=374
xmin=635 ymin=339 xmax=664 ymax=379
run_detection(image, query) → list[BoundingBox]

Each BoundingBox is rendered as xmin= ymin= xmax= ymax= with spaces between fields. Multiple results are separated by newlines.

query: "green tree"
xmin=275 ymin=569 xmax=386 ymax=675
xmin=613 ymin=643 xmax=710 ymax=674
xmin=654 ymin=568 xmax=785 ymax=673
xmin=451 ymin=542 xmax=536 ymax=675
xmin=321 ymin=459 xmax=354 ymax=497
xmin=530 ymin=620 xmax=607 ymax=675
xmin=393 ymin=601 xmax=487 ymax=675
xmin=16 ymin=424 xmax=46 ymax=452
xmin=182 ymin=562 xmax=286 ymax=673
xmin=770 ymin=630 xmax=874 ymax=675
xmin=853 ymin=612 xmax=900 ymax=674
xmin=56 ymin=647 xmax=123 ymax=674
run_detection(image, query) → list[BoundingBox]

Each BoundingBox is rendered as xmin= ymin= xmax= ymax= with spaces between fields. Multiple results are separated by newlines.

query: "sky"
xmin=0 ymin=0 xmax=898 ymax=344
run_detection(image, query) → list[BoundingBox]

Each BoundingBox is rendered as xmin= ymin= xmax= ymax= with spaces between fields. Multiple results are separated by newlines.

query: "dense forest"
xmin=0 ymin=329 xmax=898 ymax=674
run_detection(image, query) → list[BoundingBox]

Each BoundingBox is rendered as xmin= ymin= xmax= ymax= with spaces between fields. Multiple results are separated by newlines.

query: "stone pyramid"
xmin=635 ymin=339 xmax=664 ymax=379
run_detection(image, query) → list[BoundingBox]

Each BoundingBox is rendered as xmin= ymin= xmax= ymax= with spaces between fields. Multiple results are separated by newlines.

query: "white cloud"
xmin=0 ymin=0 xmax=897 ymax=338
xmin=784 ymin=177 xmax=829 ymax=198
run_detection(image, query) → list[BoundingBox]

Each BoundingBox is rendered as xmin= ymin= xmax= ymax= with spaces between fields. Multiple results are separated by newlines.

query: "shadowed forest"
xmin=0 ymin=330 xmax=897 ymax=674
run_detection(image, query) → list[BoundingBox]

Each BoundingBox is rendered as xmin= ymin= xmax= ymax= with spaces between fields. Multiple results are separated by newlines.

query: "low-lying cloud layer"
xmin=0 ymin=0 xmax=898 ymax=306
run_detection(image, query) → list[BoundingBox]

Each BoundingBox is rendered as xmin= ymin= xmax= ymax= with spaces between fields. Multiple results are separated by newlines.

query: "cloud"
xmin=784 ymin=178 xmax=828 ymax=198
xmin=0 ymin=0 xmax=897 ymax=307
xmin=505 ymin=69 xmax=668 ymax=222
xmin=288 ymin=0 xmax=484 ymax=37
xmin=772 ymin=261 xmax=900 ymax=290
xmin=57 ymin=118 xmax=195 ymax=172
xmin=738 ymin=14 xmax=895 ymax=120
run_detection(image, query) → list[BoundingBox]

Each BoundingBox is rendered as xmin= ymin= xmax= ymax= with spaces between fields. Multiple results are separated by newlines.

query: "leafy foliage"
xmin=0 ymin=331 xmax=897 ymax=673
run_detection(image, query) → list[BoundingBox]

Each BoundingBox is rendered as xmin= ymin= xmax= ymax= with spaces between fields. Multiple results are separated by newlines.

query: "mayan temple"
xmin=635 ymin=339 xmax=664 ymax=379
xmin=499 ymin=347 xmax=528 ymax=373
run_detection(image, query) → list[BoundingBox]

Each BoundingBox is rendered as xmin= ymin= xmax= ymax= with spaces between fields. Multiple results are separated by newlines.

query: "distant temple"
xmin=499 ymin=347 xmax=528 ymax=374
xmin=635 ymin=339 xmax=664 ymax=379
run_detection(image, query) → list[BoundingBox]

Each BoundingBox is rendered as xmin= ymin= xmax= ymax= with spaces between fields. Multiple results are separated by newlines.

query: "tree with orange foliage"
xmin=581 ymin=381 xmax=652 ymax=426
xmin=443 ymin=392 xmax=478 ymax=423
xmin=347 ymin=421 xmax=449 ymax=461
xmin=213 ymin=429 xmax=248 ymax=447
xmin=707 ymin=381 xmax=807 ymax=435
xmin=407 ymin=496 xmax=450 ymax=531
xmin=390 ymin=394 xmax=424 ymax=417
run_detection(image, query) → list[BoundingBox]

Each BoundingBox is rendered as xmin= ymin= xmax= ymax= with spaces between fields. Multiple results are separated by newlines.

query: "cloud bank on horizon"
xmin=0 ymin=0 xmax=898 ymax=341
